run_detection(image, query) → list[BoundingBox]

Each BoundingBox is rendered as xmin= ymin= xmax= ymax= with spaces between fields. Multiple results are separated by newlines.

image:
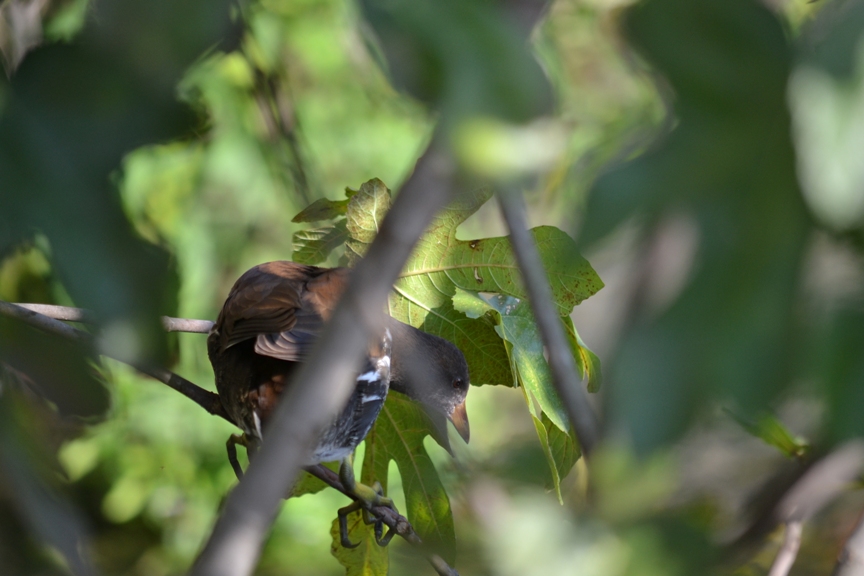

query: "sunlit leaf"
xmin=346 ymin=178 xmax=392 ymax=244
xmin=292 ymin=198 xmax=349 ymax=223
xmin=453 ymin=289 xmax=570 ymax=431
xmin=292 ymin=222 xmax=349 ymax=265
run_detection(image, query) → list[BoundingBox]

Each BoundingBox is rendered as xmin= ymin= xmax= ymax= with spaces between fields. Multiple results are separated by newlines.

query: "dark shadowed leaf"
xmin=369 ymin=393 xmax=455 ymax=564
xmin=0 ymin=318 xmax=108 ymax=418
xmin=581 ymin=0 xmax=808 ymax=453
xmin=0 ymin=0 xmax=237 ymax=364
xmin=358 ymin=0 xmax=553 ymax=125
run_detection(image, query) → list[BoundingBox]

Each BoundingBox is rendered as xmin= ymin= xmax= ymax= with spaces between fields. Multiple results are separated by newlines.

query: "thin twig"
xmin=190 ymin=135 xmax=458 ymax=576
xmin=12 ymin=303 xmax=213 ymax=333
xmin=768 ymin=520 xmax=803 ymax=576
xmin=496 ymin=186 xmax=600 ymax=456
xmin=2 ymin=302 xmax=457 ymax=575
xmin=0 ymin=300 xmax=230 ymax=421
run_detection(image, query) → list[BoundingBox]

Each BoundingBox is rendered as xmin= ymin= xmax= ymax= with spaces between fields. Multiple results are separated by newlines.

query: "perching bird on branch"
xmin=207 ymin=261 xmax=470 ymax=546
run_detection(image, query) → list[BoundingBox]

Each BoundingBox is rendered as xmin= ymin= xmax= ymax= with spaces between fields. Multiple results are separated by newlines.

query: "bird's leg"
xmin=365 ymin=481 xmax=394 ymax=547
xmin=337 ymin=455 xmax=397 ymax=548
xmin=226 ymin=433 xmax=260 ymax=481
xmin=337 ymin=501 xmax=363 ymax=549
xmin=338 ymin=455 xmax=395 ymax=509
xmin=226 ymin=434 xmax=246 ymax=480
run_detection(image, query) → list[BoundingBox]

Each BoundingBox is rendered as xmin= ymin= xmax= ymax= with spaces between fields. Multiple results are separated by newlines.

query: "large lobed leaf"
xmin=366 ymin=393 xmax=456 ymax=563
xmin=297 ymin=180 xmax=604 ymax=388
xmin=293 ymin=178 xmax=604 ymax=553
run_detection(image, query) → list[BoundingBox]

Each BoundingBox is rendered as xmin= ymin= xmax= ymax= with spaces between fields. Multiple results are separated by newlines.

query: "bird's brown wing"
xmin=214 ymin=261 xmax=350 ymax=361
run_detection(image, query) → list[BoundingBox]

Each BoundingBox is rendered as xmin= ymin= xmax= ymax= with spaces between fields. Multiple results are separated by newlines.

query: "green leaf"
xmin=564 ymin=317 xmax=602 ymax=393
xmin=724 ymin=409 xmax=808 ymax=459
xmin=581 ymin=0 xmax=809 ymax=454
xmin=453 ymin=289 xmax=570 ymax=431
xmin=292 ymin=221 xmax=349 ymax=265
xmin=544 ymin=413 xmax=581 ymax=481
xmin=329 ymin=509 xmax=388 ymax=576
xmin=394 ymin=293 xmax=514 ymax=388
xmin=0 ymin=318 xmax=108 ymax=418
xmin=292 ymin=198 xmax=349 ymax=223
xmin=396 ymin=188 xmax=602 ymax=313
xmin=0 ymin=0 xmax=237 ymax=364
xmin=346 ymin=178 xmax=392 ymax=244
xmin=529 ymin=409 xmax=581 ymax=504
xmin=293 ymin=180 xmax=602 ymax=388
xmin=365 ymin=393 xmax=456 ymax=564
xmin=353 ymin=184 xmax=600 ymax=386
xmin=358 ymin=0 xmax=552 ymax=125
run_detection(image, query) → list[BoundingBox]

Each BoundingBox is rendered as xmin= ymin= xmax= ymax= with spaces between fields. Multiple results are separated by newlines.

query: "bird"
xmin=207 ymin=261 xmax=470 ymax=546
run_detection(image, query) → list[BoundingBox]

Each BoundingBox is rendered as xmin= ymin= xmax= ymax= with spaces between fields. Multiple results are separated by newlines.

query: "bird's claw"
xmin=225 ymin=434 xmax=260 ymax=481
xmin=336 ymin=457 xmax=398 ymax=548
xmin=338 ymin=501 xmax=363 ymax=549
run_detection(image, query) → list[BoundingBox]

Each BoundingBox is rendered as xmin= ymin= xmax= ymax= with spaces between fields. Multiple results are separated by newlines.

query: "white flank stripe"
xmin=253 ymin=412 xmax=263 ymax=439
xmin=356 ymin=371 xmax=379 ymax=382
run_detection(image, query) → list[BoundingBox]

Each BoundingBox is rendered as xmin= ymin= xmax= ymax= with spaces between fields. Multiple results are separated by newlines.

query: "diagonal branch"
xmin=190 ymin=134 xmax=458 ymax=576
xmin=496 ymin=185 xmax=600 ymax=456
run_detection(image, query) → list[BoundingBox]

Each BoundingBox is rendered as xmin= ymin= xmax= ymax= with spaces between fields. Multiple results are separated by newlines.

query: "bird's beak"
xmin=449 ymin=400 xmax=470 ymax=444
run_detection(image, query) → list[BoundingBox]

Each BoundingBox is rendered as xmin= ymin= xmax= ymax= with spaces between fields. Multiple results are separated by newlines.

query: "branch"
xmin=11 ymin=303 xmax=214 ymax=333
xmin=2 ymin=302 xmax=458 ymax=576
xmin=190 ymin=134 xmax=458 ymax=576
xmin=768 ymin=520 xmax=802 ymax=576
xmin=0 ymin=300 xmax=229 ymax=421
xmin=496 ymin=186 xmax=600 ymax=456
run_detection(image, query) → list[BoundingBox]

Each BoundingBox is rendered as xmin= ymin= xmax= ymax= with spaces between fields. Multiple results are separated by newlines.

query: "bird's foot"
xmin=225 ymin=433 xmax=259 ymax=481
xmin=337 ymin=458 xmax=396 ymax=548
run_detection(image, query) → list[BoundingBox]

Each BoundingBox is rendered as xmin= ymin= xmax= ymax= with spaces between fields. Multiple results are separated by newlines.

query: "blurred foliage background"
xmin=4 ymin=0 xmax=864 ymax=575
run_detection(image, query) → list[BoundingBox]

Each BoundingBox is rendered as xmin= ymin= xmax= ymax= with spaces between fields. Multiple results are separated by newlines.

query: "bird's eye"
xmin=452 ymin=378 xmax=462 ymax=389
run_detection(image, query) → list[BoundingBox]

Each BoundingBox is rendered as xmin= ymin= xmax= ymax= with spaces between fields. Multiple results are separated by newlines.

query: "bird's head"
xmin=387 ymin=320 xmax=470 ymax=446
